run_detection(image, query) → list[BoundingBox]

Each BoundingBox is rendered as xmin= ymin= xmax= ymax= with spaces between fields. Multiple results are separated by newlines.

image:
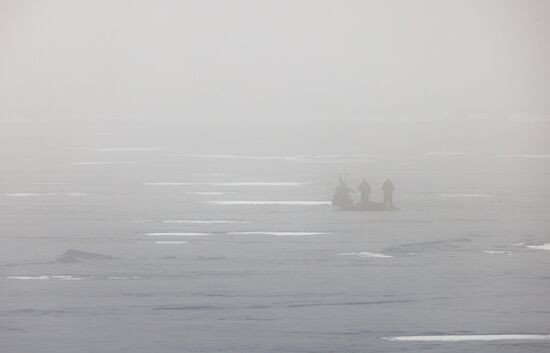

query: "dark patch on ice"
xmin=245 ymin=304 xmax=272 ymax=309
xmin=287 ymin=299 xmax=415 ymax=308
xmin=290 ymin=329 xmax=374 ymax=336
xmin=1 ymin=308 xmax=72 ymax=316
xmin=153 ymin=303 xmax=277 ymax=311
xmin=55 ymin=249 xmax=117 ymax=263
xmin=3 ymin=328 xmax=27 ymax=332
xmin=385 ymin=236 xmax=473 ymax=254
xmin=216 ymin=315 xmax=274 ymax=322
xmin=429 ymin=296 xmax=453 ymax=301
xmin=235 ymin=316 xmax=274 ymax=321
xmin=197 ymin=256 xmax=228 ymax=261
xmin=154 ymin=305 xmax=221 ymax=311
xmin=200 ymin=293 xmax=235 ymax=298
xmin=121 ymin=292 xmax=153 ymax=298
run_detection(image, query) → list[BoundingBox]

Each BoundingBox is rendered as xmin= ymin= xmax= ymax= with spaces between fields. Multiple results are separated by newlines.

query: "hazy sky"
xmin=0 ymin=0 xmax=549 ymax=121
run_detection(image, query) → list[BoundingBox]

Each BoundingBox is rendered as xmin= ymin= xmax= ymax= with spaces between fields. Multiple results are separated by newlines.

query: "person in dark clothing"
xmin=358 ymin=178 xmax=371 ymax=205
xmin=332 ymin=177 xmax=354 ymax=208
xmin=381 ymin=179 xmax=395 ymax=207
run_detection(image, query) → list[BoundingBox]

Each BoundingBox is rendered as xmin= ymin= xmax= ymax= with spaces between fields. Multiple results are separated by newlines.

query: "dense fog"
xmin=1 ymin=2 xmax=549 ymax=353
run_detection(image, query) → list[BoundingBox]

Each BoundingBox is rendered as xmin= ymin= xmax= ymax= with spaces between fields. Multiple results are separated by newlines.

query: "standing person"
xmin=332 ymin=177 xmax=354 ymax=208
xmin=381 ymin=179 xmax=395 ymax=207
xmin=358 ymin=178 xmax=371 ymax=205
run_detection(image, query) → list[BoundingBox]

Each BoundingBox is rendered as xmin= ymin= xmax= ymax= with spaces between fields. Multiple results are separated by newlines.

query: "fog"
xmin=1 ymin=0 xmax=549 ymax=121
xmin=1 ymin=2 xmax=550 ymax=353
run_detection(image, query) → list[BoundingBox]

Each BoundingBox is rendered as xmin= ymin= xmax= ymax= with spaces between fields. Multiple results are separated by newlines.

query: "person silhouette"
xmin=332 ymin=177 xmax=354 ymax=208
xmin=381 ymin=179 xmax=395 ymax=207
xmin=358 ymin=178 xmax=371 ymax=205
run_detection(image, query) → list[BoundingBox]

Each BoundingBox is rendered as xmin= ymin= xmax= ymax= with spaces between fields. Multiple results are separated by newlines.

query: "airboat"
xmin=327 ymin=173 xmax=397 ymax=211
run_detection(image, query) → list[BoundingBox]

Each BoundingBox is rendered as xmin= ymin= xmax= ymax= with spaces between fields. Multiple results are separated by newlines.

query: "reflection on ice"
xmin=7 ymin=276 xmax=50 ymax=280
xmin=527 ymin=243 xmax=550 ymax=251
xmin=206 ymin=201 xmax=330 ymax=206
xmin=145 ymin=232 xmax=211 ymax=236
xmin=338 ymin=252 xmax=393 ymax=258
xmin=483 ymin=250 xmax=512 ymax=255
xmin=107 ymin=276 xmax=141 ymax=280
xmin=228 ymin=231 xmax=330 ymax=236
xmin=6 ymin=192 xmax=89 ymax=197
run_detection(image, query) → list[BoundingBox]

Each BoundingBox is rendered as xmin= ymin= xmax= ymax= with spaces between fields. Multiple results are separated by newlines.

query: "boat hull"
xmin=336 ymin=201 xmax=396 ymax=211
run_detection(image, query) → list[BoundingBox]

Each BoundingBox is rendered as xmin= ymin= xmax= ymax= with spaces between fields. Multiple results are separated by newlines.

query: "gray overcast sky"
xmin=0 ymin=0 xmax=549 ymax=121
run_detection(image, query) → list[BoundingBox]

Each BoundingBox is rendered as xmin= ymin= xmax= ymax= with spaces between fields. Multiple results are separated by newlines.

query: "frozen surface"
xmin=1 ymin=121 xmax=550 ymax=353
